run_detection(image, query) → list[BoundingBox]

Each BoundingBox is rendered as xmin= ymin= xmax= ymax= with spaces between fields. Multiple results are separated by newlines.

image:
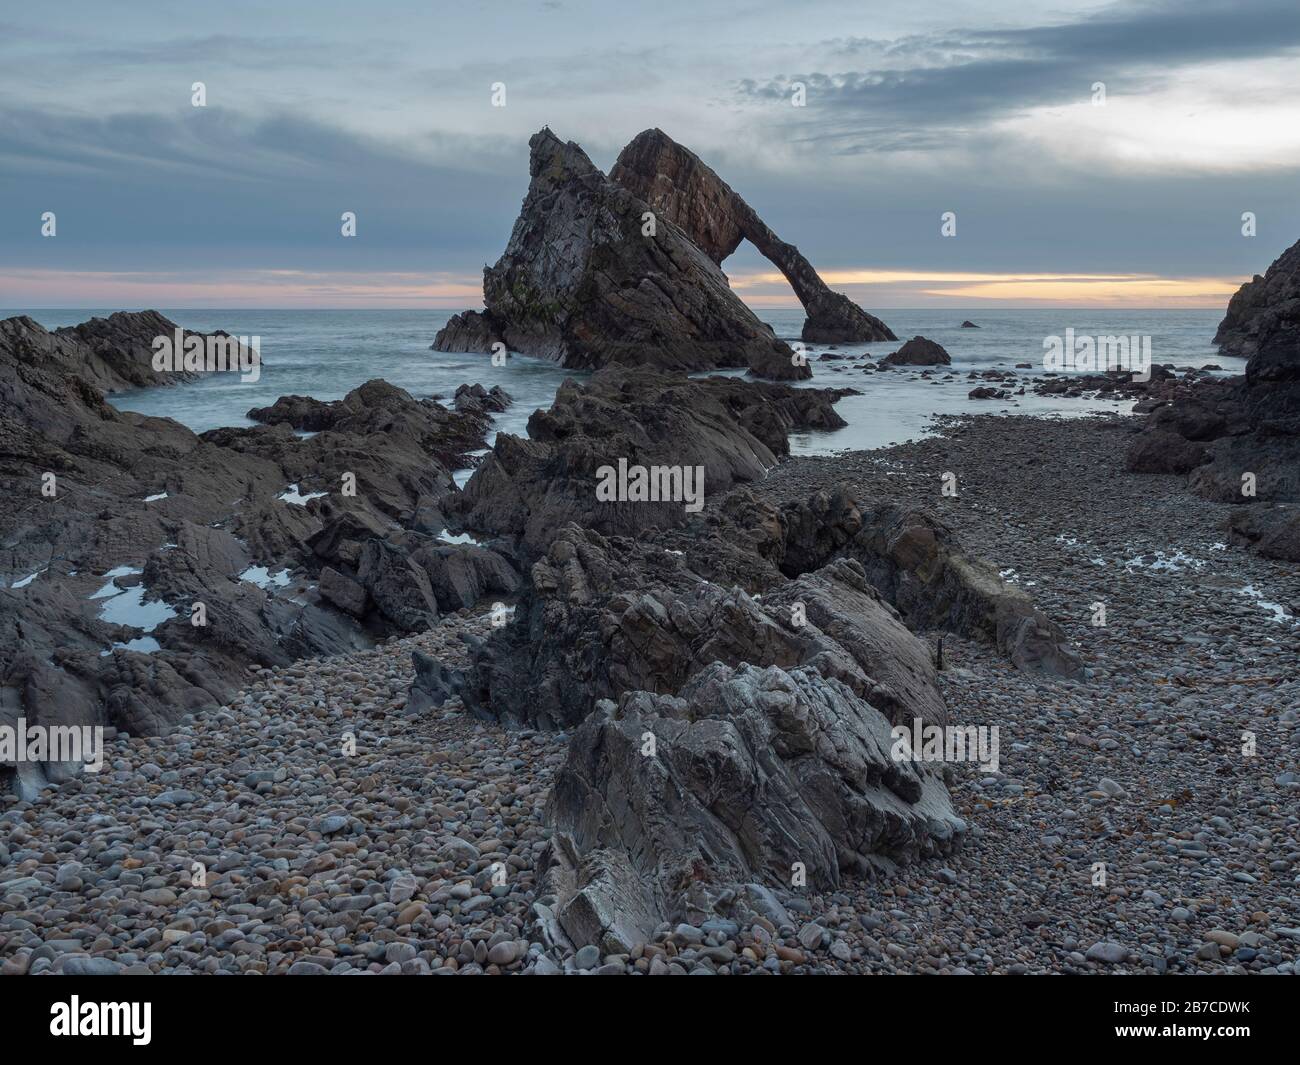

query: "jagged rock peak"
xmin=432 ymin=127 xmax=806 ymax=380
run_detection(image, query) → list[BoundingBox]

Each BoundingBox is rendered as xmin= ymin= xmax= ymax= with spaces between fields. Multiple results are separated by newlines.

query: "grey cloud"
xmin=740 ymin=0 xmax=1300 ymax=153
xmin=0 ymin=107 xmax=525 ymax=273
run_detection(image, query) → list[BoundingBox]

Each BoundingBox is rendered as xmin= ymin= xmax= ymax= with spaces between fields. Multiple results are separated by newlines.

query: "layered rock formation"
xmin=450 ymin=366 xmax=852 ymax=557
xmin=0 ymin=313 xmax=518 ymax=797
xmin=433 ymin=129 xmax=804 ymax=380
xmin=542 ymin=662 xmax=963 ymax=952
xmin=1214 ymin=237 xmax=1300 ymax=366
xmin=462 ymin=530 xmax=948 ymax=731
xmin=1123 ymin=237 xmax=1300 ymax=559
xmin=418 ymin=361 xmax=1083 ymax=945
xmin=609 ymin=128 xmax=895 ymax=345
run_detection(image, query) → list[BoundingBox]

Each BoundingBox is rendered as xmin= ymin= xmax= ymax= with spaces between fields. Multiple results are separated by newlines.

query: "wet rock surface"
xmin=0 ymin=314 xmax=518 ymax=790
xmin=431 ymin=129 xmax=807 ymax=381
xmin=881 ymin=336 xmax=952 ymax=367
xmin=451 ymin=366 xmax=851 ymax=557
xmin=1121 ymin=239 xmax=1300 ymax=559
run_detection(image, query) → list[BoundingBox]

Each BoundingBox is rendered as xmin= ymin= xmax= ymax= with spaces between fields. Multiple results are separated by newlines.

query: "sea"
xmin=12 ymin=308 xmax=1240 ymax=460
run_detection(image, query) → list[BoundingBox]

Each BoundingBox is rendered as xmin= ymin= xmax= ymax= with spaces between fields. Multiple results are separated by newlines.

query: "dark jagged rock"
xmin=10 ymin=310 xmax=244 ymax=393
xmin=1227 ymin=503 xmax=1300 ymax=560
xmin=1 ymin=312 xmax=514 ymax=783
xmin=961 ymin=320 xmax=979 ymax=328
xmin=452 ymin=383 xmax=512 ymax=416
xmin=1215 ymin=237 xmax=1300 ymax=363
xmin=432 ymin=312 xmax=503 ymax=357
xmin=1118 ymin=239 xmax=1300 ymax=558
xmin=542 ymin=661 xmax=964 ymax=951
xmin=431 ymin=128 xmax=809 ymax=381
xmin=462 ymin=522 xmax=952 ymax=732
xmin=453 ymin=367 xmax=849 ymax=557
xmin=319 ymin=566 xmax=369 ymax=616
xmin=246 ymin=377 xmax=501 ymax=474
xmin=245 ymin=394 xmax=336 ymax=432
xmin=1124 ymin=430 xmax=1210 ymax=474
xmin=410 ymin=541 xmax=521 ymax=612
xmin=881 ymin=336 xmax=952 ymax=367
xmin=768 ymin=486 xmax=1083 ymax=677
xmin=356 ymin=539 xmax=439 ymax=632
xmin=407 ymin=650 xmax=463 ymax=715
xmin=610 ymin=128 xmax=895 ymax=345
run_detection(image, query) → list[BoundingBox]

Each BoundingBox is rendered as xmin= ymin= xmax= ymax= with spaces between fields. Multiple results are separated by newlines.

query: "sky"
xmin=3 ymin=0 xmax=1299 ymax=310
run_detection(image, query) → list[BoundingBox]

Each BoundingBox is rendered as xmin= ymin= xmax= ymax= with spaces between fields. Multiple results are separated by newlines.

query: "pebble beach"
xmin=4 ymin=411 xmax=1295 ymax=975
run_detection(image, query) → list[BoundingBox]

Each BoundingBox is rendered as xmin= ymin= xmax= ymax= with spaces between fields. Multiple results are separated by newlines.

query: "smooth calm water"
xmin=13 ymin=308 xmax=1242 ymax=455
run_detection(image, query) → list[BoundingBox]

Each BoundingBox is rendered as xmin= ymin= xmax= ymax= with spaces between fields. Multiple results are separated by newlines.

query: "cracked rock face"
xmin=462 ymin=523 xmax=949 ymax=733
xmin=543 ymin=661 xmax=964 ymax=953
xmin=1115 ymin=237 xmax=1300 ymax=559
xmin=0 ymin=313 xmax=517 ymax=782
xmin=432 ymin=129 xmax=806 ymax=381
xmin=452 ymin=367 xmax=850 ymax=558
xmin=610 ymin=128 xmax=896 ymax=345
xmin=1215 ymin=236 xmax=1300 ymax=366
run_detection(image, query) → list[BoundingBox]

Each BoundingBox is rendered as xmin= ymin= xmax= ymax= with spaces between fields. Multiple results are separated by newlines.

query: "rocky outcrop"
xmin=881 ymin=336 xmax=952 ymax=367
xmin=609 ymin=128 xmax=895 ymax=345
xmin=753 ymin=486 xmax=1084 ymax=677
xmin=1124 ymin=429 xmax=1210 ymax=474
xmin=1215 ymin=237 xmax=1300 ymax=364
xmin=246 ymin=377 xmax=505 ymax=475
xmin=461 ymin=526 xmax=949 ymax=731
xmin=452 ymin=383 xmax=512 ymax=416
xmin=542 ymin=662 xmax=964 ymax=952
xmin=431 ymin=129 xmax=806 ymax=381
xmin=1 ymin=310 xmax=246 ymax=394
xmin=1 ymin=313 xmax=518 ymax=794
xmin=1121 ymin=239 xmax=1300 ymax=558
xmin=452 ymin=367 xmax=850 ymax=557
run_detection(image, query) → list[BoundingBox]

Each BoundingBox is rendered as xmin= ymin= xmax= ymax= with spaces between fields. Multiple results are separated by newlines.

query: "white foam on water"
xmin=1238 ymin=584 xmax=1295 ymax=624
xmin=96 ymin=584 xmax=177 ymax=631
xmin=239 ymin=565 xmax=293 ymax=590
xmin=437 ymin=529 xmax=481 ymax=546
xmin=453 ymin=469 xmax=474 ymax=489
xmin=90 ymin=565 xmax=143 ymax=599
xmin=278 ymin=483 xmax=327 ymax=505
xmin=11 ymin=568 xmax=46 ymax=589
xmin=100 ymin=636 xmax=162 ymax=657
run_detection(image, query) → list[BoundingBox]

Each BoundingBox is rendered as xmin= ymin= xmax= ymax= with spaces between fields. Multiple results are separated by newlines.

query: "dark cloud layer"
xmin=1 ymin=0 xmax=1298 ymax=301
xmin=0 ymin=108 xmax=523 ymax=275
xmin=739 ymin=0 xmax=1300 ymax=152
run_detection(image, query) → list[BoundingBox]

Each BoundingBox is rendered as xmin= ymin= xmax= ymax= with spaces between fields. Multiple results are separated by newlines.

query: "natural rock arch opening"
xmin=610 ymin=129 xmax=896 ymax=344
